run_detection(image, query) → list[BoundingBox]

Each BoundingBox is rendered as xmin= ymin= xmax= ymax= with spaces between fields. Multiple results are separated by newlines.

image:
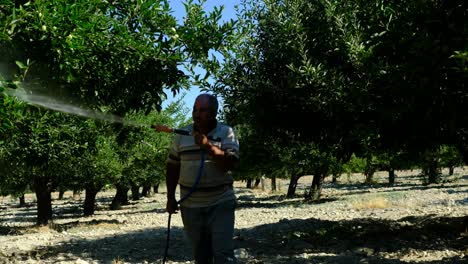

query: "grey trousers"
xmin=180 ymin=199 xmax=237 ymax=264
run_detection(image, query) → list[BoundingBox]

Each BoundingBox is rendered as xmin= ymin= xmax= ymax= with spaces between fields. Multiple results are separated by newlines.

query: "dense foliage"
xmin=1 ymin=0 xmax=467 ymax=224
xmin=209 ymin=0 xmax=467 ymax=196
xmin=0 ymin=0 xmax=233 ymax=224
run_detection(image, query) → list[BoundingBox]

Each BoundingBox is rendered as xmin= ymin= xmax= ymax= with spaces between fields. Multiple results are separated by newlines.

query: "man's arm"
xmin=203 ymin=143 xmax=239 ymax=170
xmin=194 ymin=131 xmax=239 ymax=171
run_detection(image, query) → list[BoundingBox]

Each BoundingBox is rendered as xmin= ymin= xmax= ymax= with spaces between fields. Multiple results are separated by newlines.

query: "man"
xmin=165 ymin=93 xmax=239 ymax=264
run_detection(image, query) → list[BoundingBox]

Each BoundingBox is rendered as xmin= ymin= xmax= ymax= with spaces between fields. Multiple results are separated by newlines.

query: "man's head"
xmin=192 ymin=93 xmax=218 ymax=133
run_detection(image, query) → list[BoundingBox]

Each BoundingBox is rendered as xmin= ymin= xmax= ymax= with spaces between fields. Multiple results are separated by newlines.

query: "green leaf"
xmin=15 ymin=61 xmax=27 ymax=69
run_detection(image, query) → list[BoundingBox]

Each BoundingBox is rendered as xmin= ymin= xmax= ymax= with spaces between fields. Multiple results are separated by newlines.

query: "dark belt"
xmin=179 ymin=183 xmax=233 ymax=192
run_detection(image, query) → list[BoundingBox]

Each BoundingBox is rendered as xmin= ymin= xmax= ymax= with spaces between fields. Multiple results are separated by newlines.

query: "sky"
xmin=162 ymin=0 xmax=241 ymax=111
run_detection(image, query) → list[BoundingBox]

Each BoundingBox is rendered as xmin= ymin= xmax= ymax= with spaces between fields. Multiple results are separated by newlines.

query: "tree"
xmin=1 ymin=0 xmax=237 ymax=219
xmin=439 ymin=145 xmax=463 ymax=176
xmin=1 ymin=105 xmax=89 ymax=225
xmin=69 ymin=122 xmax=123 ymax=216
xmin=212 ymin=0 xmax=365 ymax=200
xmin=212 ymin=0 xmax=468 ymax=194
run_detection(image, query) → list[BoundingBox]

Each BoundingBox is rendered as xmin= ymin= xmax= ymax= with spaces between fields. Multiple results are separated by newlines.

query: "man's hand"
xmin=166 ymin=197 xmax=179 ymax=214
xmin=193 ymin=130 xmax=210 ymax=149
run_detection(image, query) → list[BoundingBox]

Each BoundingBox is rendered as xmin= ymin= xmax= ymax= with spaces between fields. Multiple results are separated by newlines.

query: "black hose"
xmin=162 ymin=150 xmax=206 ymax=264
xmin=162 ymin=213 xmax=172 ymax=264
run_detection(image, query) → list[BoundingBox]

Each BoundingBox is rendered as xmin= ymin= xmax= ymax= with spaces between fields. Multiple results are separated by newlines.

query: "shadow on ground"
xmin=233 ymin=215 xmax=468 ymax=264
xmin=1 ymin=224 xmax=190 ymax=263
xmin=2 ymin=214 xmax=466 ymax=264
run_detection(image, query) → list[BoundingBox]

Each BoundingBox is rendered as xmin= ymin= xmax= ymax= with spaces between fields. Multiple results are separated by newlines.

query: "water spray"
xmin=4 ymin=88 xmax=146 ymax=126
xmin=3 ymin=88 xmax=196 ymax=138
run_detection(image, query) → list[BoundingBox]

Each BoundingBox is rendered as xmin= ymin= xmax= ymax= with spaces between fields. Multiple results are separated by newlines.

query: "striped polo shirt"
xmin=167 ymin=122 xmax=239 ymax=208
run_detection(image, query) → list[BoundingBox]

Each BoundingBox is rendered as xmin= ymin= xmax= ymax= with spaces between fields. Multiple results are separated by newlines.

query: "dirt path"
xmin=1 ymin=170 xmax=467 ymax=263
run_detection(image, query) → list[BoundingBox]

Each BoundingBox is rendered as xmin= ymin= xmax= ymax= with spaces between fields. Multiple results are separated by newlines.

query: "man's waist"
xmin=179 ymin=183 xmax=233 ymax=192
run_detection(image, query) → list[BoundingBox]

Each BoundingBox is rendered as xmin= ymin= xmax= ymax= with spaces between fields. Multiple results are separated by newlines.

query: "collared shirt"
xmin=167 ymin=122 xmax=239 ymax=207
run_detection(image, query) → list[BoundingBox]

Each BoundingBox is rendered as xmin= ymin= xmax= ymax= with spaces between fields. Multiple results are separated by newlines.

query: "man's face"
xmin=192 ymin=97 xmax=214 ymax=131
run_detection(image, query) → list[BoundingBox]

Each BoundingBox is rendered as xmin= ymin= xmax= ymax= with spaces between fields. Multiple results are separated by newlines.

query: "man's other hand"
xmin=166 ymin=197 xmax=179 ymax=214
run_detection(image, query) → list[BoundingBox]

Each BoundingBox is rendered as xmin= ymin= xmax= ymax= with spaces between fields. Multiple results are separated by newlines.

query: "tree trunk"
xmin=332 ymin=173 xmax=338 ymax=183
xmin=424 ymin=149 xmax=440 ymax=184
xmin=110 ymin=184 xmax=129 ymax=210
xmin=388 ymin=169 xmax=395 ymax=185
xmin=246 ymin=179 xmax=252 ymax=188
xmin=83 ymin=186 xmax=100 ymax=216
xmin=305 ymin=173 xmax=324 ymax=201
xmin=421 ymin=148 xmax=441 ymax=184
xmin=33 ymin=177 xmax=52 ymax=226
xmin=428 ymin=158 xmax=439 ymax=184
xmin=131 ymin=184 xmax=140 ymax=201
xmin=142 ymin=184 xmax=151 ymax=197
xmin=364 ymin=167 xmax=375 ymax=184
xmin=271 ymin=176 xmax=276 ymax=192
xmin=449 ymin=165 xmax=454 ymax=176
xmin=153 ymin=183 xmax=159 ymax=194
xmin=58 ymin=189 xmax=65 ymax=200
xmin=19 ymin=194 xmax=26 ymax=207
xmin=364 ymin=156 xmax=375 ymax=184
xmin=287 ymin=174 xmax=301 ymax=198
xmin=254 ymin=178 xmax=261 ymax=188
xmin=365 ymin=170 xmax=375 ymax=184
xmin=455 ymin=136 xmax=468 ymax=165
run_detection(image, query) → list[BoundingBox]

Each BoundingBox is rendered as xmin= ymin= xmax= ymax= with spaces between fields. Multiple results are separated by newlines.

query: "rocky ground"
xmin=0 ymin=169 xmax=467 ymax=264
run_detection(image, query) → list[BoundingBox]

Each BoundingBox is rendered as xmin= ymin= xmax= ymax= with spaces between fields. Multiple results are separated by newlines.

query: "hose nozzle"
xmin=152 ymin=124 xmax=220 ymax=141
xmin=152 ymin=124 xmax=190 ymax=136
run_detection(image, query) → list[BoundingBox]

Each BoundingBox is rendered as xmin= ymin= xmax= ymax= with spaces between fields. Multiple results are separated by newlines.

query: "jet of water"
xmin=4 ymin=88 xmax=144 ymax=127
